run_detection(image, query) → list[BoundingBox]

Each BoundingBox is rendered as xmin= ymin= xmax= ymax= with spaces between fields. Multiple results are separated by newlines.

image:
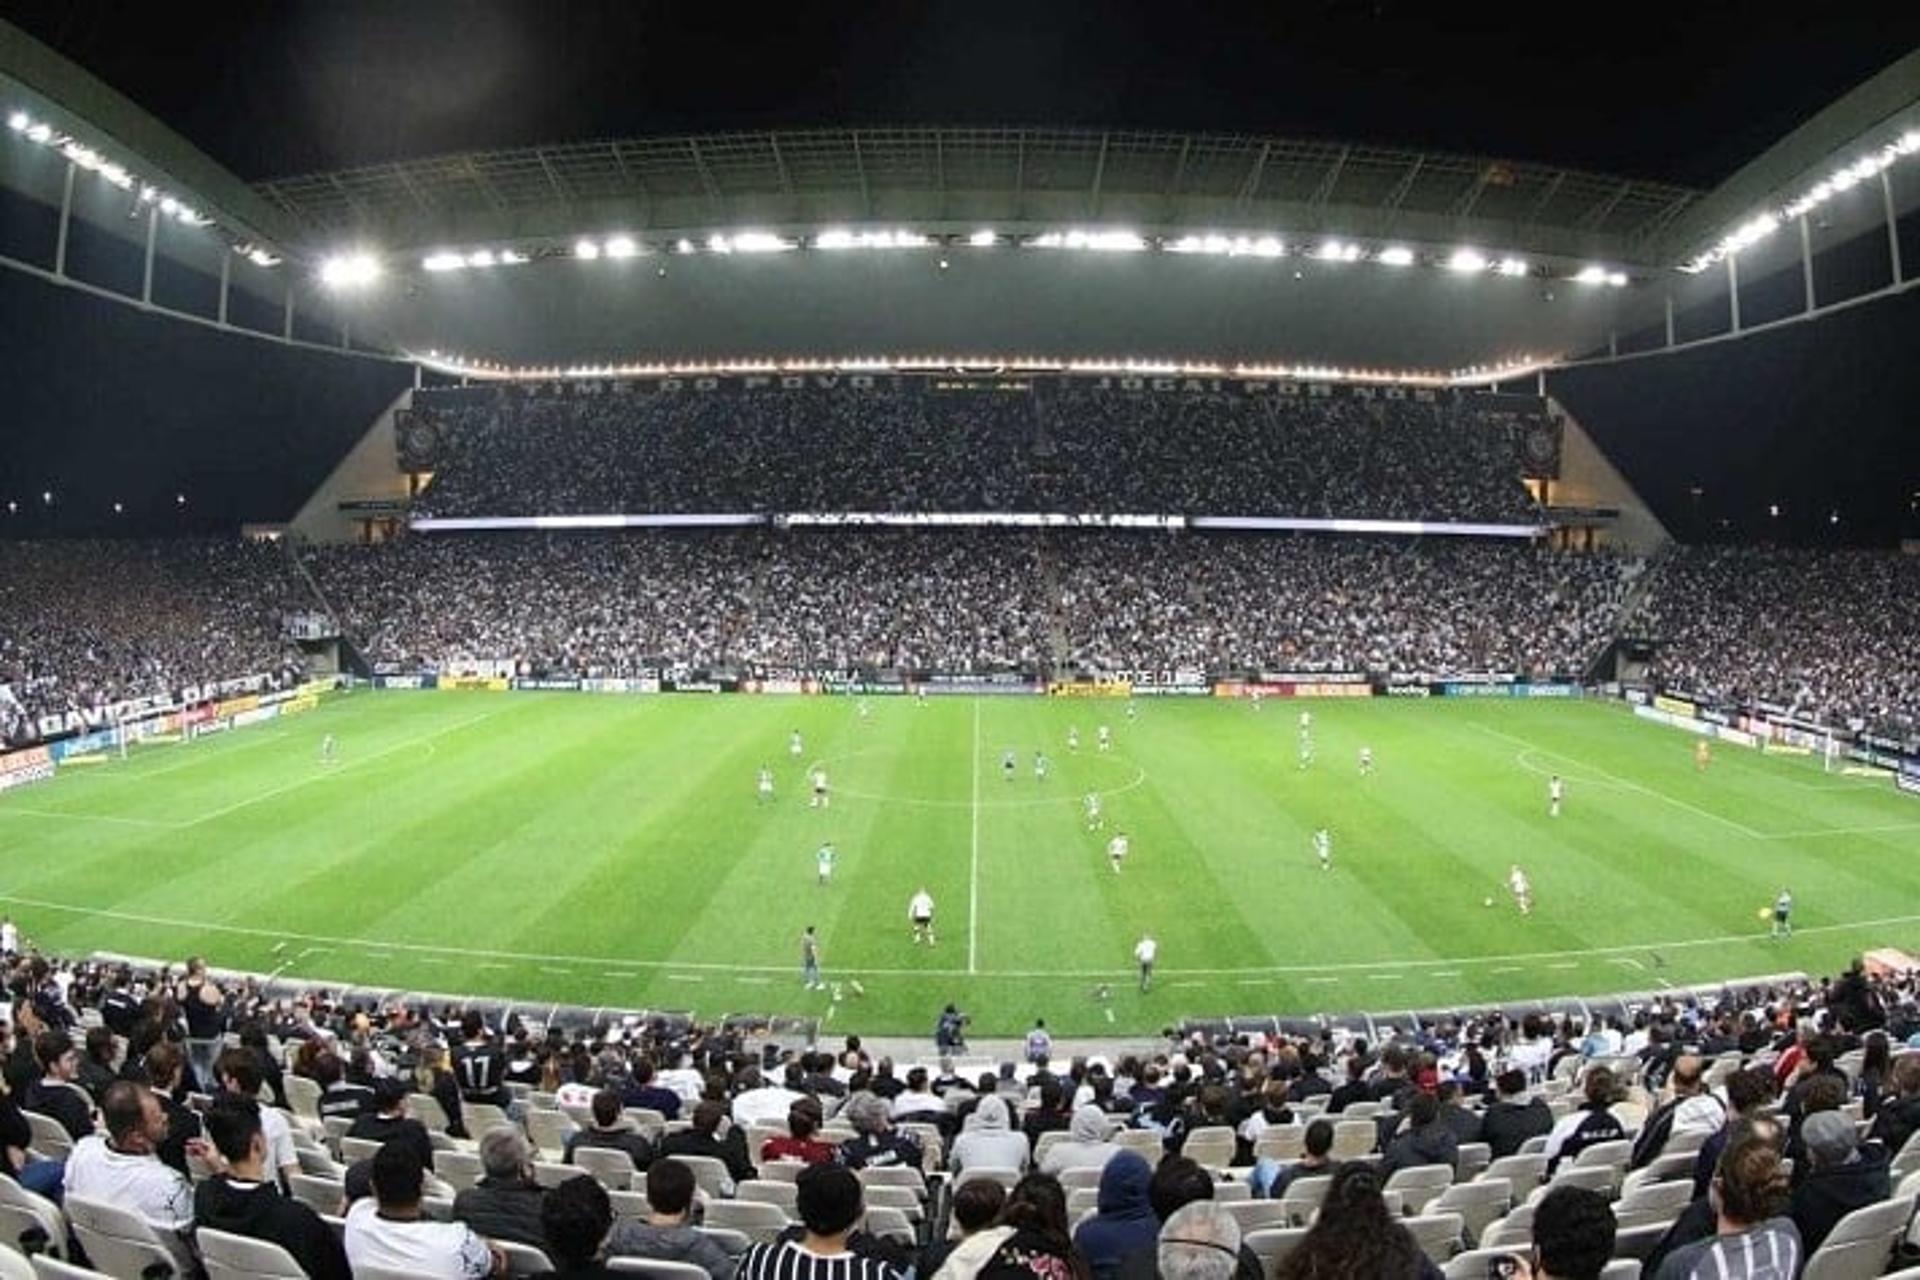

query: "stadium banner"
xmin=232 ymin=705 xmax=281 ymax=729
xmin=1190 ymin=515 xmax=1546 ymax=538
xmin=279 ymin=695 xmax=319 ymax=717
xmin=1653 ymin=694 xmax=1697 ymax=719
xmin=826 ymin=681 xmax=906 ymax=695
xmin=1047 ymin=680 xmax=1132 ymax=699
xmin=374 ymin=674 xmax=435 ymax=690
xmin=411 ymin=513 xmax=767 ymax=532
xmin=297 ymin=677 xmax=341 ymax=699
xmin=438 ymin=676 xmax=511 ymax=692
xmin=180 ymin=703 xmax=216 ymax=729
xmin=1635 ymin=704 xmax=1715 ymax=736
xmin=49 ymin=731 xmax=115 ymax=761
xmin=1259 ymin=671 xmax=1369 ymax=685
xmin=0 ymin=747 xmax=55 ymax=793
xmin=740 ymin=678 xmax=818 ymax=695
xmin=579 ymin=677 xmax=661 ymax=694
xmin=1213 ymin=681 xmax=1289 ymax=699
xmin=1717 ymin=726 xmax=1758 ymax=749
xmin=918 ymin=680 xmax=1042 ymax=696
xmin=511 ymin=678 xmax=584 ymax=692
xmin=1382 ymin=683 xmax=1434 ymax=697
xmin=1294 ymin=682 xmax=1374 ymax=698
xmin=1897 ymin=772 xmax=1920 ymax=798
xmin=659 ymin=677 xmax=738 ymax=694
xmin=214 ymin=694 xmax=261 ymax=720
xmin=1438 ymin=672 xmax=1520 ymax=685
xmin=1435 ymin=682 xmax=1578 ymax=698
xmin=1108 ymin=669 xmax=1207 ymax=693
xmin=1130 ymin=683 xmax=1210 ymax=697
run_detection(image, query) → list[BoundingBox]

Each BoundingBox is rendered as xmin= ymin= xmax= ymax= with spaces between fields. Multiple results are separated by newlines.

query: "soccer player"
xmin=1358 ymin=745 xmax=1374 ymax=776
xmin=1001 ymin=749 xmax=1016 ymax=782
xmin=1250 ymin=689 xmax=1263 ymax=712
xmin=1097 ymin=724 xmax=1111 ymax=753
xmin=1695 ymin=739 xmax=1712 ymax=772
xmin=1067 ymin=726 xmax=1080 ymax=754
xmin=1107 ymin=830 xmax=1130 ymax=875
xmin=1299 ymin=709 xmax=1312 ymax=734
xmin=789 ymin=729 xmax=804 ymax=759
xmin=319 ymin=733 xmax=337 ymax=765
xmin=1033 ymin=750 xmax=1050 ymax=782
xmin=810 ymin=766 xmax=830 ymax=809
xmin=1548 ymin=774 xmax=1564 ymax=818
xmin=1135 ymin=934 xmax=1157 ymax=993
xmin=756 ymin=765 xmax=774 ymax=804
xmin=1509 ymin=864 xmax=1533 ymax=916
xmin=1298 ymin=734 xmax=1315 ymax=771
xmin=909 ymin=888 xmax=936 ymax=945
xmin=800 ymin=927 xmax=822 ymax=989
xmin=1314 ymin=827 xmax=1332 ymax=872
xmin=815 ymin=841 xmax=836 ymax=886
xmin=1772 ymin=887 xmax=1793 ymax=938
xmin=1084 ymin=791 xmax=1103 ymax=831
xmin=857 ymin=698 xmax=871 ymax=721
xmin=1125 ymin=700 xmax=1138 ymax=722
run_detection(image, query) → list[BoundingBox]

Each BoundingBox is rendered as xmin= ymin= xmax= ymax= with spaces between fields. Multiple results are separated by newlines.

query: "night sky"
xmin=1 ymin=1 xmax=1915 ymax=187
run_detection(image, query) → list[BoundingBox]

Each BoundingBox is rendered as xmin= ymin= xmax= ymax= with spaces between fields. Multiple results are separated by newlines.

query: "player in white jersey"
xmin=756 ymin=765 xmax=774 ymax=804
xmin=1548 ymin=774 xmax=1564 ymax=818
xmin=1508 ymin=864 xmax=1533 ymax=915
xmin=909 ymin=888 xmax=936 ymax=945
xmin=1107 ymin=831 xmax=1130 ymax=874
xmin=810 ymin=767 xmax=830 ymax=809
xmin=1314 ymin=828 xmax=1332 ymax=872
xmin=319 ymin=734 xmax=337 ymax=765
xmin=1299 ymin=710 xmax=1312 ymax=733
xmin=1250 ymin=689 xmax=1263 ymax=712
xmin=1134 ymin=934 xmax=1157 ymax=992
xmin=1067 ymin=726 xmax=1080 ymax=753
xmin=815 ymin=842 xmax=836 ymax=886
xmin=857 ymin=699 xmax=871 ymax=721
xmin=1097 ymin=724 xmax=1111 ymax=753
xmin=789 ymin=729 xmax=804 ymax=759
xmin=1084 ymin=791 xmax=1103 ymax=831
xmin=1771 ymin=888 xmax=1793 ymax=938
xmin=1358 ymin=746 xmax=1374 ymax=776
xmin=1034 ymin=751 xmax=1050 ymax=782
xmin=1002 ymin=749 xmax=1016 ymax=782
xmin=1298 ymin=733 xmax=1314 ymax=771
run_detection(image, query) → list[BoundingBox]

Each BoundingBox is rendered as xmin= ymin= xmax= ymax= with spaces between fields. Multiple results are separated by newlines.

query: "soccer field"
xmin=3 ymin=690 xmax=1918 ymax=1036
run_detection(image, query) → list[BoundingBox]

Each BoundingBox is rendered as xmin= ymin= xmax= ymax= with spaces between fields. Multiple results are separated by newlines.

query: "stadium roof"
xmin=250 ymin=127 xmax=1702 ymax=268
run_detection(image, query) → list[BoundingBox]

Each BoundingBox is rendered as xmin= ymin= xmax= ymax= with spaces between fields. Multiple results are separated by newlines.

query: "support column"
xmin=218 ymin=251 xmax=231 ymax=326
xmin=1885 ymin=170 xmax=1905 ymax=285
xmin=283 ymin=279 xmax=295 ymax=341
xmin=1608 ymin=331 xmax=1618 ymax=358
xmin=1664 ymin=294 xmax=1675 ymax=347
xmin=53 ymin=162 xmax=75 ymax=277
xmin=140 ymin=205 xmax=158 ymax=305
xmin=1727 ymin=254 xmax=1741 ymax=334
xmin=1799 ymin=215 xmax=1815 ymax=313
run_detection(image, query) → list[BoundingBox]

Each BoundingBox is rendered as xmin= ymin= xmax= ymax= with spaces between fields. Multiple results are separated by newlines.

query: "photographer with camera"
xmin=935 ymin=1004 xmax=969 ymax=1054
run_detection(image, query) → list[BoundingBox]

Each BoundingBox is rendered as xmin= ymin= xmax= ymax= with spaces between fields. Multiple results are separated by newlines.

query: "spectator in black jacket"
xmin=565 ymin=1089 xmax=655 ymax=1170
xmin=313 ymin=1051 xmax=375 ymax=1124
xmin=655 ymin=1098 xmax=754 ymax=1188
xmin=453 ymin=1125 xmax=548 ymax=1249
xmin=1380 ymin=1092 xmax=1460 ymax=1177
xmin=1482 ymin=1070 xmax=1553 ymax=1159
xmin=1327 ymin=1057 xmax=1373 ymax=1115
xmin=1869 ymin=1055 xmax=1920 ymax=1158
xmin=347 ymin=1077 xmax=435 ymax=1174
xmin=196 ymin=1095 xmax=350 ymax=1280
xmin=25 ymin=1030 xmax=94 ymax=1140
xmin=1437 ymin=1081 xmax=1484 ymax=1147
xmin=75 ymin=1027 xmax=118 ymax=1103
xmin=1791 ymin=1111 xmax=1891 ymax=1255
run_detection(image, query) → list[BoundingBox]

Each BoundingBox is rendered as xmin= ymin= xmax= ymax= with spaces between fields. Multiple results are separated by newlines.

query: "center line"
xmin=968 ymin=698 xmax=981 ymax=975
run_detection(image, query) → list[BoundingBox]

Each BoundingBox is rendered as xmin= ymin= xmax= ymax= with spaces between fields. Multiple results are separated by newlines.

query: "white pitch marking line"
xmin=1368 ymin=974 xmax=1404 ymax=982
xmin=665 ymin=974 xmax=702 ymax=983
xmin=5 ymin=891 xmax=1910 ymax=982
xmin=1429 ymin=971 xmax=1462 ymax=979
xmin=1475 ymin=724 xmax=1766 ymax=839
xmin=968 ymin=698 xmax=981 ymax=976
xmin=603 ymin=972 xmax=639 ymax=980
xmin=541 ymin=967 xmax=574 ymax=976
xmin=1763 ymin=821 xmax=1920 ymax=840
xmin=1305 ymin=977 xmax=1339 ymax=984
xmin=738 ymin=977 xmax=771 ymax=986
xmin=1611 ymin=958 xmax=1647 ymax=970
xmin=1549 ymin=962 xmax=1578 ymax=970
xmin=0 ymin=806 xmax=176 ymax=829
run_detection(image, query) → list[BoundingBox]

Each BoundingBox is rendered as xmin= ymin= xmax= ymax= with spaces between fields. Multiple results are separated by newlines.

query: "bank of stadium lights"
xmin=969 ymin=230 xmax=998 ymax=247
xmin=1682 ymin=130 xmax=1920 ymax=274
xmin=817 ymin=229 xmax=929 ymax=250
xmin=706 ymin=232 xmax=797 ymax=254
xmin=1573 ymin=265 xmax=1629 ymax=288
xmin=1166 ymin=234 xmax=1285 ymax=258
xmin=1313 ymin=240 xmax=1363 ymax=263
xmin=1033 ymin=229 xmax=1149 ymax=252
xmin=421 ymin=248 xmax=529 ymax=272
xmin=1375 ymin=246 xmax=1416 ymax=267
xmin=319 ymin=252 xmax=382 ymax=289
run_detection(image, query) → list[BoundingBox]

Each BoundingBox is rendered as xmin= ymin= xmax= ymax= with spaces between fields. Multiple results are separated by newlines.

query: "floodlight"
xmin=1376 ymin=246 xmax=1415 ymax=266
xmin=175 ymin=206 xmax=208 ymax=226
xmin=423 ymin=252 xmax=465 ymax=272
xmin=605 ymin=236 xmax=638 ymax=259
xmin=100 ymin=164 xmax=131 ymax=189
xmin=24 ymin=123 xmax=51 ymax=144
xmin=498 ymin=249 xmax=528 ymax=265
xmin=1900 ymin=131 xmax=1920 ymax=155
xmin=246 ymin=248 xmax=279 ymax=268
xmin=1315 ymin=240 xmax=1361 ymax=262
xmin=5 ymin=111 xmax=27 ymax=132
xmin=574 ymin=239 xmax=601 ymax=260
xmin=159 ymin=197 xmax=179 ymax=216
xmin=675 ymin=238 xmax=694 ymax=254
xmin=466 ymin=250 xmax=496 ymax=268
xmin=319 ymin=252 xmax=382 ymax=289
xmin=1574 ymin=266 xmax=1607 ymax=285
xmin=1495 ymin=257 xmax=1528 ymax=277
xmin=970 ymin=230 xmax=997 ymax=247
xmin=1447 ymin=249 xmax=1487 ymax=273
xmin=728 ymin=232 xmax=794 ymax=253
xmin=112 ymin=502 xmax=123 ymax=515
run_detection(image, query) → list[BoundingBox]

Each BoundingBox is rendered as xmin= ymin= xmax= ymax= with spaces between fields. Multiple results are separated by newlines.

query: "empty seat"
xmin=198 ymin=1225 xmax=307 ymax=1279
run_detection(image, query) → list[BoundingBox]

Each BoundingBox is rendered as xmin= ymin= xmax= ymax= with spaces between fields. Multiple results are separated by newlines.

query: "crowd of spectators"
xmin=303 ymin=530 xmax=1629 ymax=680
xmin=5 ymin=938 xmax=1920 ymax=1276
xmin=1631 ymin=546 xmax=1920 ymax=743
xmin=0 ymin=540 xmax=307 ymax=747
xmin=407 ymin=382 xmax=1545 ymax=522
xmin=1055 ymin=536 xmax=1635 ymax=677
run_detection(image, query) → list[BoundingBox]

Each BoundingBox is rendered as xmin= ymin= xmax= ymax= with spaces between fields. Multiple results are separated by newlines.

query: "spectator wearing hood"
xmin=1791 ymin=1110 xmax=1891 ymax=1255
xmin=1074 ymin=1150 xmax=1157 ymax=1280
xmin=1039 ymin=1105 xmax=1123 ymax=1176
xmin=1380 ymin=1092 xmax=1460 ymax=1178
xmin=952 ymin=1096 xmax=1030 ymax=1173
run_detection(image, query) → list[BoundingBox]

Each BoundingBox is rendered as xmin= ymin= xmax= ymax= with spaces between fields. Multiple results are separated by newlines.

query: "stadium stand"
xmin=1 ymin=949 xmax=1918 ymax=1276
xmin=1631 ymin=546 xmax=1920 ymax=745
xmin=403 ymin=381 xmax=1550 ymax=521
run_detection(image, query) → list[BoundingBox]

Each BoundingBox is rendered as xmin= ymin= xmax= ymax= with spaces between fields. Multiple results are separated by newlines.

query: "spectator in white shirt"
xmin=216 ymin=1046 xmax=299 ymax=1190
xmin=65 ymin=1081 xmax=199 ymax=1274
xmin=890 ymin=1068 xmax=944 ymax=1123
xmin=345 ymin=1139 xmax=503 ymax=1279
xmin=731 ymin=1067 xmax=805 ymax=1128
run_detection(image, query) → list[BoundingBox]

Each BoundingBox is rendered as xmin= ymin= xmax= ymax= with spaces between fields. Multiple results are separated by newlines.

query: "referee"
xmin=1134 ymin=933 xmax=1158 ymax=993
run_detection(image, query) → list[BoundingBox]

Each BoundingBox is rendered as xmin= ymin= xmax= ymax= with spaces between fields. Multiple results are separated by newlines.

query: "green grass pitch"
xmin=3 ymin=690 xmax=1918 ymax=1036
